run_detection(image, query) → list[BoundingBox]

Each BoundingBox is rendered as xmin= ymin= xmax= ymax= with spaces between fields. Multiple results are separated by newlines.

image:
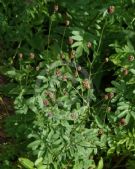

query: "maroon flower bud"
xmin=74 ymin=70 xmax=78 ymax=77
xmin=30 ymin=52 xmax=35 ymax=59
xmin=43 ymin=99 xmax=49 ymax=106
xmin=69 ymin=50 xmax=76 ymax=59
xmin=56 ymin=69 xmax=61 ymax=77
xmin=65 ymin=20 xmax=70 ymax=26
xmin=60 ymin=52 xmax=65 ymax=59
xmin=105 ymin=57 xmax=109 ymax=63
xmin=98 ymin=129 xmax=104 ymax=135
xmin=77 ymin=66 xmax=81 ymax=71
xmin=82 ymin=79 xmax=91 ymax=89
xmin=119 ymin=118 xmax=126 ymax=125
xmin=19 ymin=53 xmax=23 ymax=60
xmin=68 ymin=37 xmax=74 ymax=45
xmin=87 ymin=42 xmax=92 ymax=48
xmin=54 ymin=4 xmax=59 ymax=12
xmin=104 ymin=94 xmax=109 ymax=100
xmin=128 ymin=55 xmax=134 ymax=61
xmin=108 ymin=92 xmax=114 ymax=99
xmin=108 ymin=6 xmax=115 ymax=14
xmin=36 ymin=66 xmax=40 ymax=71
xmin=62 ymin=75 xmax=67 ymax=81
xmin=123 ymin=69 xmax=128 ymax=76
xmin=106 ymin=107 xmax=111 ymax=112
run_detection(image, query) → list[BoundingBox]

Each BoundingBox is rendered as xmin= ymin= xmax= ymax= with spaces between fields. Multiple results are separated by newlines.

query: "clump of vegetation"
xmin=0 ymin=0 xmax=135 ymax=169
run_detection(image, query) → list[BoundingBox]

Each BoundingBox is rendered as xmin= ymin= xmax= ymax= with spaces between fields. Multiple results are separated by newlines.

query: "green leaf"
xmin=71 ymin=41 xmax=82 ymax=48
xmin=35 ymin=157 xmax=43 ymax=166
xmin=73 ymin=161 xmax=83 ymax=169
xmin=28 ymin=140 xmax=41 ymax=150
xmin=71 ymin=35 xmax=83 ymax=41
xmin=72 ymin=31 xmax=80 ymax=35
xmin=19 ymin=158 xmax=34 ymax=169
xmin=107 ymin=147 xmax=115 ymax=156
xmin=38 ymin=166 xmax=47 ymax=169
xmin=131 ymin=111 xmax=135 ymax=120
xmin=95 ymin=115 xmax=103 ymax=128
xmin=117 ymin=139 xmax=126 ymax=145
xmin=96 ymin=157 xmax=103 ymax=169
xmin=117 ymin=110 xmax=127 ymax=119
xmin=130 ymin=69 xmax=135 ymax=75
xmin=76 ymin=46 xmax=83 ymax=57
xmin=105 ymin=87 xmax=116 ymax=93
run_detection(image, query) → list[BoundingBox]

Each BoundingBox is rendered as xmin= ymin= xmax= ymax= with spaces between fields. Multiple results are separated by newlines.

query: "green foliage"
xmin=107 ymin=129 xmax=135 ymax=156
xmin=0 ymin=0 xmax=135 ymax=169
xmin=126 ymin=159 xmax=135 ymax=169
xmin=15 ymin=61 xmax=98 ymax=168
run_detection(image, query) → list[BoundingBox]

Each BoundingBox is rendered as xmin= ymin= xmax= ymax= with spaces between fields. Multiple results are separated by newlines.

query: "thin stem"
xmin=60 ymin=26 xmax=67 ymax=51
xmin=96 ymin=21 xmax=106 ymax=54
xmin=13 ymin=41 xmax=22 ymax=59
xmin=71 ymin=86 xmax=88 ymax=104
xmin=91 ymin=20 xmax=106 ymax=67
xmin=47 ymin=14 xmax=53 ymax=57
